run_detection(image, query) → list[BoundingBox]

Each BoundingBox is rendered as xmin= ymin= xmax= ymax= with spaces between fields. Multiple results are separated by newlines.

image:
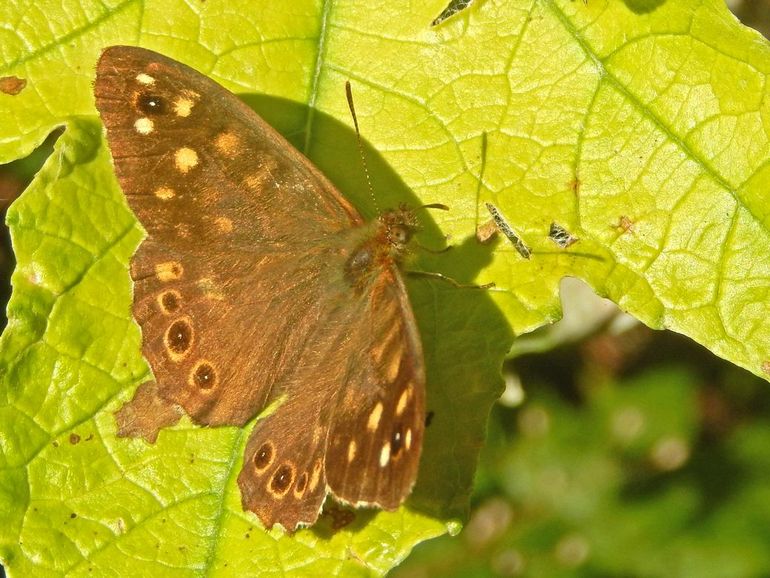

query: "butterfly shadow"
xmin=241 ymin=92 xmax=513 ymax=527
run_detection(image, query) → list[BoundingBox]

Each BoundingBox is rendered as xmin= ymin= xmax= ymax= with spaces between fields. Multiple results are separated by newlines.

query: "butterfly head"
xmin=379 ymin=205 xmax=419 ymax=258
xmin=344 ymin=205 xmax=418 ymax=291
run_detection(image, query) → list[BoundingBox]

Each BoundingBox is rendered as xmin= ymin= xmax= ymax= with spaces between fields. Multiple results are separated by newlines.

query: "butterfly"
xmin=94 ymin=46 xmax=426 ymax=531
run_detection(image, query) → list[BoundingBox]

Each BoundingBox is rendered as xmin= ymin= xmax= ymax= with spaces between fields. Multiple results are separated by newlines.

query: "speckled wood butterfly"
xmin=95 ymin=46 xmax=425 ymax=531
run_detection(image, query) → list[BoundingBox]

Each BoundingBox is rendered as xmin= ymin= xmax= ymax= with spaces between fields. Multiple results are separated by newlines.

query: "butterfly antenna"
xmin=346 ymin=81 xmax=378 ymax=213
xmin=418 ymin=202 xmax=449 ymax=212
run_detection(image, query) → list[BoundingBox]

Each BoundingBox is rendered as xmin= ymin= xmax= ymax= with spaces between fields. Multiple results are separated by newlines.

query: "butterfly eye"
xmin=391 ymin=225 xmax=410 ymax=246
xmin=137 ymin=93 xmax=168 ymax=115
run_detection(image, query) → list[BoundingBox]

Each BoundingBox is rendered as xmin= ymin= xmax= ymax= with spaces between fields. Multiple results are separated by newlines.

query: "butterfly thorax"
xmin=344 ymin=206 xmax=417 ymax=292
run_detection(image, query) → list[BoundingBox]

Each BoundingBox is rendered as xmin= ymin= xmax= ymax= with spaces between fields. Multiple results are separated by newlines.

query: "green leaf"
xmin=1 ymin=0 xmax=768 ymax=576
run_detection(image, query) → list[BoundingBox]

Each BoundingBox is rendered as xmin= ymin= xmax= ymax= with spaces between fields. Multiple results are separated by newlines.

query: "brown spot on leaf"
xmin=476 ymin=219 xmax=497 ymax=243
xmin=69 ymin=433 xmax=81 ymax=445
xmin=615 ymin=215 xmax=634 ymax=233
xmin=0 ymin=76 xmax=26 ymax=95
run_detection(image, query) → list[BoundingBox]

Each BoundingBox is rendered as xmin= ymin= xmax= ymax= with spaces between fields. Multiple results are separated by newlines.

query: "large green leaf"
xmin=1 ymin=0 xmax=768 ymax=576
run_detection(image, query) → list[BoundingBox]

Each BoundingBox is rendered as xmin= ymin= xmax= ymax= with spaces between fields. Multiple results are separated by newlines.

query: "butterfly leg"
xmin=406 ymin=270 xmax=495 ymax=290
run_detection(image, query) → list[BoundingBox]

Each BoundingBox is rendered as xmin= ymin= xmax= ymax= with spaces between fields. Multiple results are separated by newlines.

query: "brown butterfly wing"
xmin=96 ymin=46 xmax=426 ymax=531
xmin=238 ymin=266 xmax=425 ymax=529
xmin=324 ymin=270 xmax=425 ymax=509
xmin=95 ymin=46 xmax=364 ymax=431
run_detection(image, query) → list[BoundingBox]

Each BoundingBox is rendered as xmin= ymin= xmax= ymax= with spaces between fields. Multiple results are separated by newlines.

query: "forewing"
xmin=95 ymin=46 xmax=362 ymax=248
xmin=94 ymin=46 xmax=363 ymax=430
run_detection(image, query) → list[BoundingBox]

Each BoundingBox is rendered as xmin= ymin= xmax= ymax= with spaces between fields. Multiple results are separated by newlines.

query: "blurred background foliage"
xmin=2 ymin=2 xmax=770 ymax=577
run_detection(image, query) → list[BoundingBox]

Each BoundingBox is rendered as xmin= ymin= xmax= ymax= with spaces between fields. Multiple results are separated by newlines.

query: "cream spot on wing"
xmin=385 ymin=350 xmax=403 ymax=382
xmin=197 ymin=277 xmax=225 ymax=301
xmin=134 ymin=117 xmax=154 ymax=135
xmin=396 ymin=387 xmax=410 ymax=416
xmin=309 ymin=459 xmax=322 ymax=492
xmin=215 ymin=216 xmax=233 ymax=233
xmin=174 ymin=147 xmax=198 ymax=173
xmin=370 ymin=321 xmax=403 ymax=380
xmin=312 ymin=425 xmax=323 ymax=445
xmin=155 ymin=261 xmax=183 ymax=282
xmin=375 ymin=319 xmax=401 ymax=362
xmin=367 ymin=402 xmax=383 ymax=431
xmin=136 ymin=73 xmax=155 ymax=85
xmin=154 ymin=186 xmax=175 ymax=200
xmin=245 ymin=173 xmax=267 ymax=190
xmin=173 ymin=90 xmax=199 ymax=117
xmin=214 ymin=132 xmax=240 ymax=157
xmin=347 ymin=440 xmax=357 ymax=462
xmin=244 ymin=157 xmax=279 ymax=189
xmin=379 ymin=442 xmax=391 ymax=467
xmin=405 ymin=428 xmax=412 ymax=450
